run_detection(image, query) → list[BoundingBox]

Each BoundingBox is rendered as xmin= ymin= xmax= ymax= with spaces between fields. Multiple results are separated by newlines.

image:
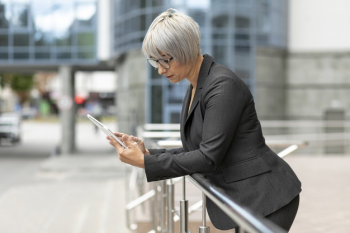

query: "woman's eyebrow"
xmin=159 ymin=53 xmax=169 ymax=58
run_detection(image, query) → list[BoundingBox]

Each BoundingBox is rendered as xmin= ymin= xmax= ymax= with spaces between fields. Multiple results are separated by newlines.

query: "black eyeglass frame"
xmin=147 ymin=57 xmax=174 ymax=69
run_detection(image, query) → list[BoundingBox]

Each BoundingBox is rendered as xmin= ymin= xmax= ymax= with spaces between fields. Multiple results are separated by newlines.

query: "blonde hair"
xmin=142 ymin=8 xmax=201 ymax=65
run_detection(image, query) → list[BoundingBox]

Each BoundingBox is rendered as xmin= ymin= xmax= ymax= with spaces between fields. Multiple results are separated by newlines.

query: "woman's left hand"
xmin=108 ymin=134 xmax=145 ymax=168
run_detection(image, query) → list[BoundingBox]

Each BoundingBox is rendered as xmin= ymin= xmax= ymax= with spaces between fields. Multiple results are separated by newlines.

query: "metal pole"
xmin=59 ymin=66 xmax=76 ymax=154
xmin=161 ymin=180 xmax=167 ymax=232
xmin=167 ymin=179 xmax=175 ymax=233
xmin=199 ymin=192 xmax=210 ymax=233
xmin=0 ymin=76 xmax=2 ymax=115
xmin=152 ymin=182 xmax=159 ymax=232
xmin=180 ymin=177 xmax=188 ymax=233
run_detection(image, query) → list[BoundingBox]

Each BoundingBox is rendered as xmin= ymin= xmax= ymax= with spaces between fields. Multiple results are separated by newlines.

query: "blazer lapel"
xmin=184 ymin=54 xmax=214 ymax=125
xmin=181 ymin=85 xmax=191 ymax=128
xmin=180 ymin=85 xmax=192 ymax=150
xmin=186 ymin=91 xmax=200 ymax=122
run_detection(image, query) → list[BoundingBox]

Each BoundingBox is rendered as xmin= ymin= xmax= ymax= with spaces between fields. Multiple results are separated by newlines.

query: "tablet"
xmin=87 ymin=114 xmax=127 ymax=148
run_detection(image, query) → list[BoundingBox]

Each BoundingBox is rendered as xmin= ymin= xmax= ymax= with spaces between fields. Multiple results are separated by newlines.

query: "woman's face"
xmin=156 ymin=54 xmax=192 ymax=84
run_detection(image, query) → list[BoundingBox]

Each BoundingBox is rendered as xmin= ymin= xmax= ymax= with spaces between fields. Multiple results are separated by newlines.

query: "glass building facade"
xmin=0 ymin=0 xmax=98 ymax=64
xmin=113 ymin=0 xmax=288 ymax=124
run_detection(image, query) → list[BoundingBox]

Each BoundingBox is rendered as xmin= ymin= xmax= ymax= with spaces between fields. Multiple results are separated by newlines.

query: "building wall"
xmin=284 ymin=52 xmax=350 ymax=154
xmin=286 ymin=0 xmax=350 ymax=154
xmin=289 ymin=0 xmax=350 ymax=52
xmin=115 ymin=50 xmax=147 ymax=135
xmin=286 ymin=52 xmax=350 ymax=120
xmin=287 ymin=0 xmax=350 ymax=120
xmin=255 ymin=47 xmax=287 ymax=120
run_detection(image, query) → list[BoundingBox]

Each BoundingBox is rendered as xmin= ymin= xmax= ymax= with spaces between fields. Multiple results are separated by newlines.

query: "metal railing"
xmin=125 ymin=123 xmax=307 ymax=233
xmin=186 ymin=174 xmax=287 ymax=233
xmin=145 ymin=121 xmax=350 ymax=153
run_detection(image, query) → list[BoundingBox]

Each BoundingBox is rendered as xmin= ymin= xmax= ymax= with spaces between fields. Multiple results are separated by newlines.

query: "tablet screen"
xmin=87 ymin=114 xmax=127 ymax=148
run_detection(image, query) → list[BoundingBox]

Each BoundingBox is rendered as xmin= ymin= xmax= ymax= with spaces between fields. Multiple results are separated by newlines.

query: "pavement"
xmin=0 ymin=152 xmax=132 ymax=233
xmin=285 ymin=155 xmax=350 ymax=233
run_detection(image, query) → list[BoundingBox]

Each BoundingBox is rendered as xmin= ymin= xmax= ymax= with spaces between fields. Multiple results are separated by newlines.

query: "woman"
xmin=108 ymin=8 xmax=301 ymax=231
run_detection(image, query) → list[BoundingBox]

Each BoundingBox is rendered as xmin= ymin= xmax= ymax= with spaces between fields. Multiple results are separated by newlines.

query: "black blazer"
xmin=145 ymin=54 xmax=301 ymax=230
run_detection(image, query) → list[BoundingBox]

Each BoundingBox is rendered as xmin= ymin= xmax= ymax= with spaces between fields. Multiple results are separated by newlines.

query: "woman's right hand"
xmin=111 ymin=132 xmax=150 ymax=154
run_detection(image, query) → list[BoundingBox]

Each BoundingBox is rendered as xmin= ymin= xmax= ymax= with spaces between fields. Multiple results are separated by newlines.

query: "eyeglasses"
xmin=147 ymin=57 xmax=173 ymax=69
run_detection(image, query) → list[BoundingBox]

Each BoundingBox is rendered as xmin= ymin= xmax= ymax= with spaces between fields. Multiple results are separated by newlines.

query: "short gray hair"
xmin=142 ymin=8 xmax=201 ymax=65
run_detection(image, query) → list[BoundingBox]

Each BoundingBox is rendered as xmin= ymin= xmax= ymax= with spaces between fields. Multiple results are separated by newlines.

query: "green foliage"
xmin=10 ymin=74 xmax=34 ymax=91
xmin=0 ymin=73 xmax=34 ymax=104
xmin=77 ymin=32 xmax=94 ymax=46
xmin=0 ymin=73 xmax=12 ymax=88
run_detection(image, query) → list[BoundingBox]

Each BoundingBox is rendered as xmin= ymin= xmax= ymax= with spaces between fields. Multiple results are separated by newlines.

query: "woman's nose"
xmin=158 ymin=64 xmax=166 ymax=75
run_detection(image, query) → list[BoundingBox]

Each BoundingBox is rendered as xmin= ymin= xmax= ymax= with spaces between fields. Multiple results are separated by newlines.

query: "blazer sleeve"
xmin=144 ymin=75 xmax=246 ymax=182
xmin=148 ymin=148 xmax=185 ymax=155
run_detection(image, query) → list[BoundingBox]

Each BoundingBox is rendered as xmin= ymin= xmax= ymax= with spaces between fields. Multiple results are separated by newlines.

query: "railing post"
xmin=199 ymin=192 xmax=210 ymax=233
xmin=161 ymin=180 xmax=167 ymax=232
xmin=167 ymin=179 xmax=175 ymax=233
xmin=152 ymin=182 xmax=161 ymax=232
xmin=180 ymin=177 xmax=188 ymax=233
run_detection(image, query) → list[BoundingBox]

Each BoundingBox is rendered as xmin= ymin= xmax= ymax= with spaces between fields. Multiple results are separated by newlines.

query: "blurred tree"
xmin=0 ymin=73 xmax=12 ymax=88
xmin=34 ymin=72 xmax=56 ymax=95
xmin=10 ymin=74 xmax=33 ymax=91
xmin=8 ymin=73 xmax=34 ymax=104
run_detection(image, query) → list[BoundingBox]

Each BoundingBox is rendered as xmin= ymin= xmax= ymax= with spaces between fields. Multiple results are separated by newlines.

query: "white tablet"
xmin=87 ymin=114 xmax=127 ymax=149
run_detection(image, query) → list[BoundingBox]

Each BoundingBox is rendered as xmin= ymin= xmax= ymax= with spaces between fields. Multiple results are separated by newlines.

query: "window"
xmin=77 ymin=32 xmax=94 ymax=46
xmin=35 ymin=32 xmax=52 ymax=46
xmin=78 ymin=51 xmax=94 ymax=59
xmin=35 ymin=52 xmax=50 ymax=59
xmin=14 ymin=51 xmax=29 ymax=59
xmin=234 ymin=46 xmax=251 ymax=80
xmin=0 ymin=33 xmax=8 ymax=46
xmin=213 ymin=45 xmax=227 ymax=67
xmin=0 ymin=48 xmax=8 ymax=59
xmin=151 ymin=85 xmax=163 ymax=123
xmin=190 ymin=9 xmax=206 ymax=27
xmin=152 ymin=0 xmax=162 ymax=7
xmin=57 ymin=51 xmax=72 ymax=60
xmin=212 ymin=15 xmax=228 ymax=28
xmin=235 ymin=16 xmax=250 ymax=29
xmin=55 ymin=34 xmax=71 ymax=46
xmin=0 ymin=3 xmax=10 ymax=28
xmin=14 ymin=33 xmax=29 ymax=46
xmin=12 ymin=4 xmax=29 ymax=29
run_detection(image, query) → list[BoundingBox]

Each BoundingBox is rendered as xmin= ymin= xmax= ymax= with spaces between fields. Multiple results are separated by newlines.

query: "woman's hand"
xmin=109 ymin=132 xmax=149 ymax=154
xmin=107 ymin=134 xmax=148 ymax=168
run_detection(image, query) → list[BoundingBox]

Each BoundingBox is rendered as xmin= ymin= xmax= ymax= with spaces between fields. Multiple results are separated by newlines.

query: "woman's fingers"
xmin=107 ymin=134 xmax=146 ymax=166
xmin=130 ymin=136 xmax=139 ymax=143
xmin=110 ymin=133 xmax=140 ymax=144
xmin=113 ymin=132 xmax=124 ymax=138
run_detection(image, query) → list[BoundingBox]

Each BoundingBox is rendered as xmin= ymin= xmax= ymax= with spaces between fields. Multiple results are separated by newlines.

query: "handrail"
xmin=187 ymin=174 xmax=287 ymax=233
xmin=144 ymin=120 xmax=350 ymax=129
xmin=157 ymin=139 xmax=309 ymax=150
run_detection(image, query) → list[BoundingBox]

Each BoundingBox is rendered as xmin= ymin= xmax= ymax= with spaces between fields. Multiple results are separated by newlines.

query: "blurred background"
xmin=0 ymin=0 xmax=349 ymax=233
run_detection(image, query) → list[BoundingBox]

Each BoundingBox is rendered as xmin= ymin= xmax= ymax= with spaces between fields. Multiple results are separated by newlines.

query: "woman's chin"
xmin=168 ymin=79 xmax=178 ymax=83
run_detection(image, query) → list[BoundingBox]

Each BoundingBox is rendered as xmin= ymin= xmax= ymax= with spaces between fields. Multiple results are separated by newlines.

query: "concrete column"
xmin=324 ymin=107 xmax=345 ymax=154
xmin=115 ymin=51 xmax=146 ymax=135
xmin=59 ymin=66 xmax=76 ymax=155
